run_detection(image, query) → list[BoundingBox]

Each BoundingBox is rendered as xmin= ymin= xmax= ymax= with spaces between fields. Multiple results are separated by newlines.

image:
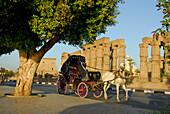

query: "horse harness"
xmin=105 ymin=70 xmax=126 ymax=83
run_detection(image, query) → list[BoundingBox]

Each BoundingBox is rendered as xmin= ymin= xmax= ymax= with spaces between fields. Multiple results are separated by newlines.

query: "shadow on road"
xmin=59 ymin=102 xmax=156 ymax=114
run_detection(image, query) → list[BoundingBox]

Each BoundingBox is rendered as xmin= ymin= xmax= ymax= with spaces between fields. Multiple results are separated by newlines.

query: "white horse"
xmin=101 ymin=63 xmax=128 ymax=102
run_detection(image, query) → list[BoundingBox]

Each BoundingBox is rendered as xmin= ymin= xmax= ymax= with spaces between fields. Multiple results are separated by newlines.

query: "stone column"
xmin=139 ymin=43 xmax=148 ymax=82
xmin=118 ymin=45 xmax=126 ymax=68
xmin=42 ymin=70 xmax=45 ymax=78
xmin=90 ymin=47 xmax=97 ymax=71
xmin=103 ymin=43 xmax=110 ymax=72
xmin=96 ymin=45 xmax=103 ymax=74
xmin=111 ymin=47 xmax=118 ymax=72
xmin=151 ymin=41 xmax=160 ymax=82
xmin=164 ymin=37 xmax=170 ymax=74
xmin=85 ymin=48 xmax=91 ymax=71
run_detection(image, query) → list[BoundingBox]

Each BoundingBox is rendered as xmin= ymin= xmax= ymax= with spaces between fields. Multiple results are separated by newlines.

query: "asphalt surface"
xmin=0 ymin=81 xmax=170 ymax=114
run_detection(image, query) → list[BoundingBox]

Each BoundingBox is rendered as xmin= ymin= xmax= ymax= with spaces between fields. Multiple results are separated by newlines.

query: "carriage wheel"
xmin=57 ymin=76 xmax=67 ymax=94
xmin=77 ymin=82 xmax=88 ymax=98
xmin=93 ymin=90 xmax=103 ymax=98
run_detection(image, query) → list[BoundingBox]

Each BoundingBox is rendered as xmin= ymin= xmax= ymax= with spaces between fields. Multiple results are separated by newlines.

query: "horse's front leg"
xmin=122 ymin=84 xmax=128 ymax=101
xmin=106 ymin=82 xmax=111 ymax=91
xmin=103 ymin=82 xmax=108 ymax=100
xmin=116 ymin=85 xmax=120 ymax=102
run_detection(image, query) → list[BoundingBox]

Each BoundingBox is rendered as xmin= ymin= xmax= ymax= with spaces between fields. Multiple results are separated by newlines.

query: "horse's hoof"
xmin=104 ymin=96 xmax=108 ymax=100
xmin=125 ymin=98 xmax=128 ymax=102
xmin=117 ymin=99 xmax=120 ymax=102
xmin=104 ymin=97 xmax=108 ymax=100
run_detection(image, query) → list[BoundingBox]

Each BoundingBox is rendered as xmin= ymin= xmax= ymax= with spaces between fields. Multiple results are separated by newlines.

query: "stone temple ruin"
xmin=61 ymin=37 xmax=126 ymax=75
xmin=140 ymin=33 xmax=170 ymax=82
xmin=134 ymin=32 xmax=170 ymax=90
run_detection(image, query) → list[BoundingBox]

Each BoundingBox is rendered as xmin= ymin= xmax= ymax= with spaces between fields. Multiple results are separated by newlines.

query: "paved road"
xmin=3 ymin=81 xmax=170 ymax=113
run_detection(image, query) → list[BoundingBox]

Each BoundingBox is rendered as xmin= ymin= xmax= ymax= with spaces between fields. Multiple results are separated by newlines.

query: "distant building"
xmin=125 ymin=55 xmax=138 ymax=75
xmin=36 ymin=58 xmax=58 ymax=78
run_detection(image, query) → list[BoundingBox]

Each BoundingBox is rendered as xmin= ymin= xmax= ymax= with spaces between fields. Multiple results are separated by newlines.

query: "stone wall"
xmin=36 ymin=58 xmax=58 ymax=78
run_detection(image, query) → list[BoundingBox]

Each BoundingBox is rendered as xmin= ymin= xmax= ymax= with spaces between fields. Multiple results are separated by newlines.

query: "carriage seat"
xmin=88 ymin=72 xmax=101 ymax=81
xmin=68 ymin=66 xmax=78 ymax=76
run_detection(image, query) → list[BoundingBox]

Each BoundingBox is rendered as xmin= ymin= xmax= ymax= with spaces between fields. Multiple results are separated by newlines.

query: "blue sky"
xmin=0 ymin=0 xmax=164 ymax=71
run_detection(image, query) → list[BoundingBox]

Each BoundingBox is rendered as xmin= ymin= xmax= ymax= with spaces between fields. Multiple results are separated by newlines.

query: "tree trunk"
xmin=15 ymin=51 xmax=41 ymax=96
xmin=129 ymin=64 xmax=132 ymax=77
xmin=130 ymin=65 xmax=133 ymax=77
xmin=14 ymin=36 xmax=59 ymax=96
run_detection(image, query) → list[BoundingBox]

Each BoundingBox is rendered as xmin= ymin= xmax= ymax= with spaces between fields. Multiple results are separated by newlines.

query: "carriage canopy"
xmin=61 ymin=55 xmax=88 ymax=80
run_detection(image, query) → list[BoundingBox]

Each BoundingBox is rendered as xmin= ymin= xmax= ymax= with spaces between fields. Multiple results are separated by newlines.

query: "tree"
xmin=127 ymin=58 xmax=136 ymax=77
xmin=153 ymin=0 xmax=170 ymax=64
xmin=124 ymin=70 xmax=130 ymax=77
xmin=135 ymin=69 xmax=140 ymax=76
xmin=0 ymin=0 xmax=124 ymax=96
xmin=153 ymin=0 xmax=169 ymax=37
xmin=5 ymin=71 xmax=14 ymax=76
xmin=0 ymin=67 xmax=14 ymax=76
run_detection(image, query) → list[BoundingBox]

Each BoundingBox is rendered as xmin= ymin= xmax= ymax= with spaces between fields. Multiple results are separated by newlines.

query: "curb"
xmin=5 ymin=79 xmax=170 ymax=95
xmin=5 ymin=79 xmax=17 ymax=82
xmin=36 ymin=81 xmax=57 ymax=85
xmin=111 ymin=88 xmax=170 ymax=95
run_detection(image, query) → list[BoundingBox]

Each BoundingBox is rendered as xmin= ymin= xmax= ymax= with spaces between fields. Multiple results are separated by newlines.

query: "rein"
xmin=104 ymin=70 xmax=126 ymax=83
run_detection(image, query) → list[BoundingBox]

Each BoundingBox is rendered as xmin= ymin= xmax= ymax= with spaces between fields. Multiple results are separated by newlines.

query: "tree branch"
xmin=33 ymin=35 xmax=59 ymax=62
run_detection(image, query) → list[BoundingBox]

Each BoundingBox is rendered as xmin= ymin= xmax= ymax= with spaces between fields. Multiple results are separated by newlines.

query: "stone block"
xmin=163 ymin=77 xmax=170 ymax=85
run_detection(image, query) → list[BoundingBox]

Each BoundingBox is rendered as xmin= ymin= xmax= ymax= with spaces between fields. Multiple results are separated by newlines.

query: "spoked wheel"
xmin=57 ymin=75 xmax=67 ymax=94
xmin=93 ymin=90 xmax=103 ymax=98
xmin=77 ymin=82 xmax=88 ymax=98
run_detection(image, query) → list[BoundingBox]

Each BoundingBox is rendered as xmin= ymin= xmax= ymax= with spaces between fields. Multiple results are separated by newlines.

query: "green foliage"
xmin=127 ymin=58 xmax=136 ymax=65
xmin=0 ymin=46 xmax=14 ymax=55
xmin=0 ymin=68 xmax=5 ymax=72
xmin=5 ymin=71 xmax=14 ymax=76
xmin=164 ymin=46 xmax=170 ymax=64
xmin=0 ymin=0 xmax=124 ymax=55
xmin=0 ymin=0 xmax=43 ymax=54
xmin=153 ymin=0 xmax=170 ymax=65
xmin=0 ymin=67 xmax=14 ymax=76
xmin=135 ymin=69 xmax=140 ymax=75
xmin=162 ymin=72 xmax=170 ymax=77
xmin=152 ymin=0 xmax=170 ymax=37
xmin=125 ymin=69 xmax=130 ymax=76
xmin=135 ymin=69 xmax=140 ymax=73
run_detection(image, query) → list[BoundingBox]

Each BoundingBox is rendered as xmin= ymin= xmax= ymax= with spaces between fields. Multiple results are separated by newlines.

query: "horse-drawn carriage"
xmin=57 ymin=55 xmax=103 ymax=98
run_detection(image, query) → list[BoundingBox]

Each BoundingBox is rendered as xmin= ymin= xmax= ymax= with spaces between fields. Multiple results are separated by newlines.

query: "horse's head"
xmin=119 ymin=62 xmax=125 ymax=70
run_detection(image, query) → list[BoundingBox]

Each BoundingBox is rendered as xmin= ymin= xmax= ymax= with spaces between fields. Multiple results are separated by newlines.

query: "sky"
xmin=0 ymin=0 xmax=164 ymax=71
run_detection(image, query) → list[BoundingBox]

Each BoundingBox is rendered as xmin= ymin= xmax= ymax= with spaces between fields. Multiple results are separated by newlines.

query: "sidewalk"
xmin=0 ymin=85 xmax=159 ymax=114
